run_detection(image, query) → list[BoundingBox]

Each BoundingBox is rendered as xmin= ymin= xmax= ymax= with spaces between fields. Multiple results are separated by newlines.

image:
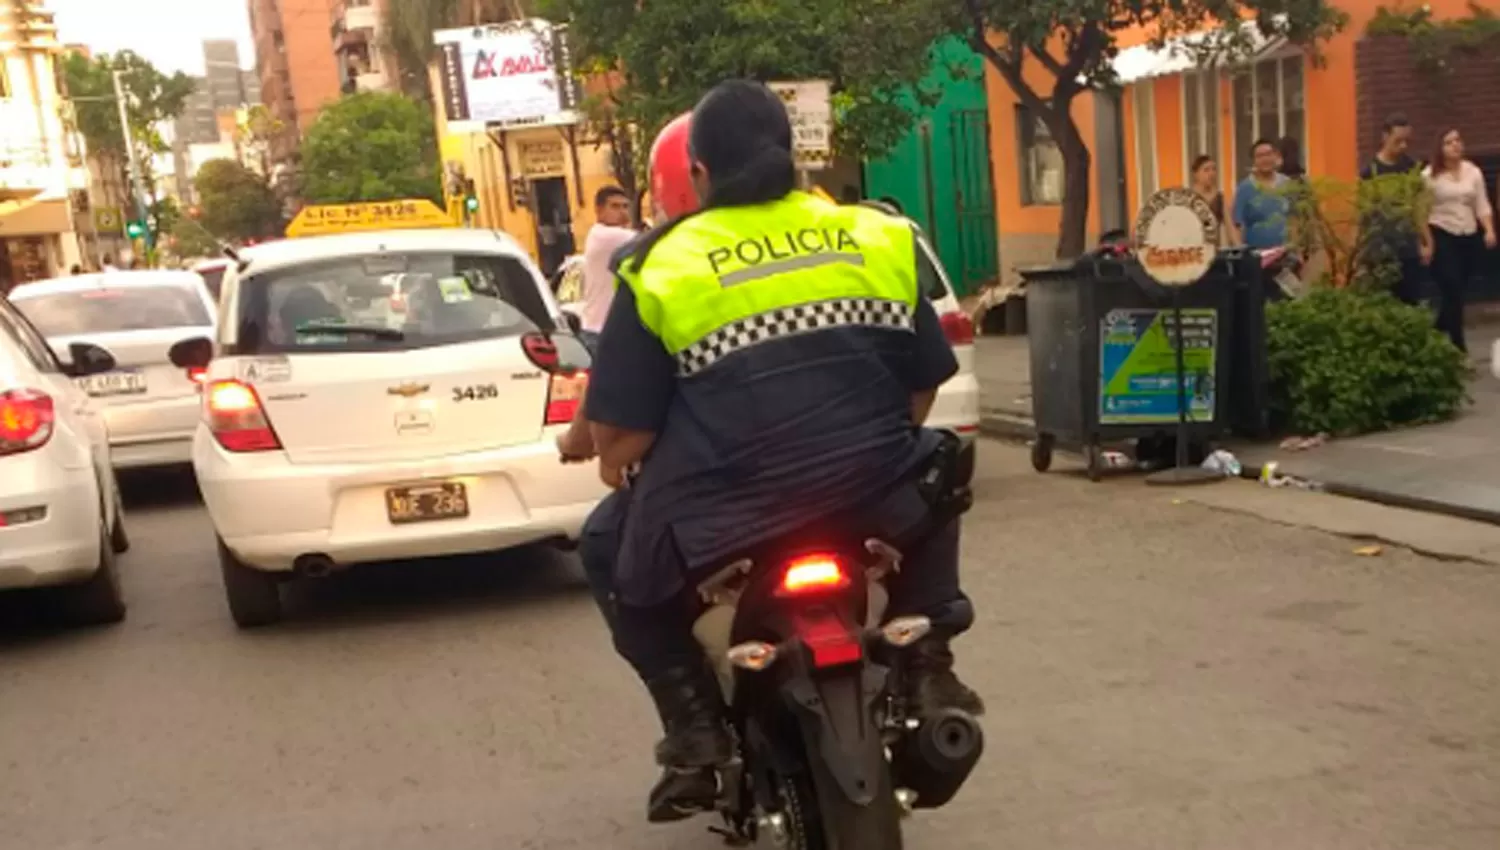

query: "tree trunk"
xmin=1054 ymin=119 xmax=1092 ymax=260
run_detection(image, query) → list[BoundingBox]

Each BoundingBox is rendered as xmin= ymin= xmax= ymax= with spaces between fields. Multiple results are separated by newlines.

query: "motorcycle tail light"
xmin=777 ymin=555 xmax=850 ymax=597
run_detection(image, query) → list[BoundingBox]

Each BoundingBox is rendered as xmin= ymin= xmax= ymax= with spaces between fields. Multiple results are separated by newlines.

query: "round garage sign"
xmin=1133 ymin=187 xmax=1220 ymax=287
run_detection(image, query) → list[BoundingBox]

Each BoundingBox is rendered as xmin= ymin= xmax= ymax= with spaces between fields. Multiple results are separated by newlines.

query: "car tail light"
xmin=777 ymin=554 xmax=851 ymax=597
xmin=546 ymin=371 xmax=589 ymax=425
xmin=204 ymin=379 xmax=281 ymax=452
xmin=939 ymin=311 xmax=975 ymax=346
xmin=0 ymin=389 xmax=55 ymax=456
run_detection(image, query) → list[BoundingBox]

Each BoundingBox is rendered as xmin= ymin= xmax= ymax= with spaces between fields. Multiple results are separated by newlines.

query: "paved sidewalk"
xmin=976 ymin=326 xmax=1500 ymax=524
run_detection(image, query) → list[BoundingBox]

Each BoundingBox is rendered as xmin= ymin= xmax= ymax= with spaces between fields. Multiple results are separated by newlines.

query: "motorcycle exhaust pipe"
xmin=890 ymin=708 xmax=984 ymax=810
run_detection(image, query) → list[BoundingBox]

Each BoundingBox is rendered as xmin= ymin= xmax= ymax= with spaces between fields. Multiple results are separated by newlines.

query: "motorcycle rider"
xmin=562 ymin=81 xmax=981 ymax=822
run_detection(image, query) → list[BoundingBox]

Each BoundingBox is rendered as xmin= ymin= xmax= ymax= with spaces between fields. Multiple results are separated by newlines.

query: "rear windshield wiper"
xmin=297 ymin=321 xmax=405 ymax=341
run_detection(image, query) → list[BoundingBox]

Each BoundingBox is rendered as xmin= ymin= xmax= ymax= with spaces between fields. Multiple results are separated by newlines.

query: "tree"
xmin=298 ymin=92 xmax=443 ymax=205
xmin=169 ymin=216 xmax=222 ymax=260
xmin=541 ymin=0 xmax=950 ymax=184
xmin=61 ymin=51 xmax=194 ymax=248
xmin=947 ymin=1 xmax=1347 ymax=258
xmin=236 ymin=105 xmax=284 ymax=177
xmin=194 ymin=159 xmax=284 ymax=242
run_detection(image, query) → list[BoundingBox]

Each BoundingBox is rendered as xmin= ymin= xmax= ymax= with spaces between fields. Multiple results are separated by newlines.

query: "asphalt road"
xmin=2 ymin=445 xmax=1498 ymax=850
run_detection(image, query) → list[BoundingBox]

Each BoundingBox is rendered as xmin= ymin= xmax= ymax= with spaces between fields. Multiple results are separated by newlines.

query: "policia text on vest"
xmin=706 ymin=226 xmax=863 ymax=287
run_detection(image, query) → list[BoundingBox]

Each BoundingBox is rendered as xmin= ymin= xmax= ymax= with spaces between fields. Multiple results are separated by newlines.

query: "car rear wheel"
xmin=61 ymin=515 xmax=127 ymax=626
xmin=218 ymin=538 xmax=283 ymax=628
xmin=109 ymin=487 xmax=131 ymax=554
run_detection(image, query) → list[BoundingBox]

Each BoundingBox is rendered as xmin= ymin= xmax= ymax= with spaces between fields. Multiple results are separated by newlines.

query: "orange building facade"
xmin=247 ymin=0 xmax=345 ymax=164
xmin=980 ymin=0 xmax=1486 ymax=280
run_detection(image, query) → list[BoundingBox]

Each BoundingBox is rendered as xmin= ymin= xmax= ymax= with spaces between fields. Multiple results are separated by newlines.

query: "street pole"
xmin=111 ymin=69 xmax=150 ymax=257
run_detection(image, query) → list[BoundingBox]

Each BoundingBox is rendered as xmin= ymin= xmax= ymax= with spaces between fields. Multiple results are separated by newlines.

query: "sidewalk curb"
xmin=1238 ymin=462 xmax=1500 ymax=528
xmin=979 ymin=411 xmax=1035 ymax=444
xmin=979 ymin=410 xmax=1500 ymax=528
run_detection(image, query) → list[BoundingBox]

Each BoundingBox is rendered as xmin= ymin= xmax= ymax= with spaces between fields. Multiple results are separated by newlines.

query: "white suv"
xmin=0 ymin=295 xmax=130 ymax=625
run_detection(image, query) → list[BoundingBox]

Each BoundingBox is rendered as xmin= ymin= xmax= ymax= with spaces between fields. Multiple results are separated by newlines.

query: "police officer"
xmin=575 ymin=80 xmax=981 ymax=823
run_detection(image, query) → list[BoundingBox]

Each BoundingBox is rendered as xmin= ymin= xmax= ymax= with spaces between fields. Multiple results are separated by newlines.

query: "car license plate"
xmin=76 ymin=370 xmax=146 ymax=397
xmin=385 ymin=481 xmax=469 ymax=524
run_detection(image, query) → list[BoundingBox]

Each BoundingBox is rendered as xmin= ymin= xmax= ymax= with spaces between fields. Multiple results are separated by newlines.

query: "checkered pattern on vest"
xmin=675 ymin=296 xmax=915 ymax=377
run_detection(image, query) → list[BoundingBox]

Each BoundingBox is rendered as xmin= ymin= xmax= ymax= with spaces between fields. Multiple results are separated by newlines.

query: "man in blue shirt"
xmin=558 ymin=82 xmax=980 ymax=822
xmin=1232 ymin=138 xmax=1292 ymax=249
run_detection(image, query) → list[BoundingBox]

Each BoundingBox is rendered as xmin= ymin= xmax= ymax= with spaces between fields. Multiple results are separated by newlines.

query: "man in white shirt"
xmin=578 ymin=186 xmax=636 ymax=346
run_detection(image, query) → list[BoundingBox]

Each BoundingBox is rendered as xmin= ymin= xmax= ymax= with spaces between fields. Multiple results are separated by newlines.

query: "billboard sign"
xmin=435 ymin=20 xmax=582 ymax=133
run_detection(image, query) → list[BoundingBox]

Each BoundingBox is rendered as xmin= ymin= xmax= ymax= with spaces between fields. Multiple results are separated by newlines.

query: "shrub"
xmin=1265 ymin=286 xmax=1469 ymax=435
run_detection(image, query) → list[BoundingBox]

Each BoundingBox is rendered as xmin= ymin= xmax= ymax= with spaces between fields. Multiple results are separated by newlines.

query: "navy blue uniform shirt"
xmin=586 ymin=221 xmax=958 ymax=607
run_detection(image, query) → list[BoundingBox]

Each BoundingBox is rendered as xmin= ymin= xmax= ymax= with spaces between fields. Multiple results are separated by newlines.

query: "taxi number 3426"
xmin=452 ymin=383 xmax=500 ymax=402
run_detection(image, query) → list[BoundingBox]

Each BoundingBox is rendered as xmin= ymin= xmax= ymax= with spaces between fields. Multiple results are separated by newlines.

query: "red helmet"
xmin=649 ymin=112 xmax=696 ymax=220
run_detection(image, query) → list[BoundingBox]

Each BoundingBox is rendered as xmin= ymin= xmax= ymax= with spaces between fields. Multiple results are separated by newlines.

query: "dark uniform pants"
xmin=579 ymin=486 xmax=975 ymax=683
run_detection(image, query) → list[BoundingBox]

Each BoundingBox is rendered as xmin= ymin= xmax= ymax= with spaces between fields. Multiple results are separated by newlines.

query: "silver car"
xmin=9 ymin=270 xmax=218 ymax=470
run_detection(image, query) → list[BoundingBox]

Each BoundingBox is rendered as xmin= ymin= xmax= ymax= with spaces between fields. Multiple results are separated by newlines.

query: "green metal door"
xmin=950 ymin=108 xmax=998 ymax=295
xmin=863 ymin=38 xmax=998 ymax=297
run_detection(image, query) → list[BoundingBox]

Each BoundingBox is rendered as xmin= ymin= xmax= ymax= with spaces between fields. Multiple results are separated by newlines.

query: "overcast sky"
xmin=51 ymin=0 xmax=256 ymax=75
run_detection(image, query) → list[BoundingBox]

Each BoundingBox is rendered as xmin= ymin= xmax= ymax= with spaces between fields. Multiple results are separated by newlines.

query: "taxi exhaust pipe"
xmin=294 ymin=553 xmax=338 ymax=579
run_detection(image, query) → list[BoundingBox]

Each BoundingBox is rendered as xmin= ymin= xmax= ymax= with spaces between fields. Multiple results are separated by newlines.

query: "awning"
xmin=0 ymin=196 xmax=71 ymax=237
xmin=0 ymin=187 xmax=43 ymax=203
xmin=1111 ymin=19 xmax=1288 ymax=85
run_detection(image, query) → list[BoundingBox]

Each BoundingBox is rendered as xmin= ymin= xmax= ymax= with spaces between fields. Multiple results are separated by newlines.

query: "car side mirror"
xmin=168 ymin=336 xmax=214 ymax=370
xmin=552 ymin=333 xmax=592 ymax=374
xmin=62 ymin=342 xmax=117 ymax=378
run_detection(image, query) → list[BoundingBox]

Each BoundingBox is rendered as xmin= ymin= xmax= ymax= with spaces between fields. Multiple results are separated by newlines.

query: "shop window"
xmin=1231 ymin=54 xmax=1306 ymax=175
xmin=1132 ymin=83 xmax=1158 ymax=199
xmin=1183 ymin=70 xmax=1221 ymax=180
xmin=1017 ymin=105 xmax=1064 ymax=206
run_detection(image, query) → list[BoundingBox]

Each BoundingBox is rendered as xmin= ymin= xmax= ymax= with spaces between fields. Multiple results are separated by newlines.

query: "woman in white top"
xmin=1423 ymin=127 xmax=1496 ymax=353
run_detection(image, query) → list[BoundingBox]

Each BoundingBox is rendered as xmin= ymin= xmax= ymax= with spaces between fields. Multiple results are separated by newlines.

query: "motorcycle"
xmin=688 ymin=505 xmax=984 ymax=848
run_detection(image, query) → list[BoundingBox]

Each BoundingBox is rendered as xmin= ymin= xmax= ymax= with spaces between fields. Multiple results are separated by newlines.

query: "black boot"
xmin=905 ymin=636 xmax=985 ymax=718
xmin=644 ymin=665 xmax=734 ymax=823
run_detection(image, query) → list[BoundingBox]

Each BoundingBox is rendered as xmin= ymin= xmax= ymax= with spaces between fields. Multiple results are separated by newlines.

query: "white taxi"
xmin=10 ymin=271 xmax=218 ymax=470
xmin=167 ymin=229 xmax=607 ymax=628
xmin=0 ymin=293 xmax=130 ymax=625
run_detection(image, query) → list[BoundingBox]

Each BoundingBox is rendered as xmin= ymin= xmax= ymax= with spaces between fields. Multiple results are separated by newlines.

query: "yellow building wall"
xmin=431 ymin=66 xmax=625 ymax=264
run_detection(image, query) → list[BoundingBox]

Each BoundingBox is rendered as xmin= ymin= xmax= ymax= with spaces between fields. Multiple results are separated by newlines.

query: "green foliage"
xmin=1266 ymin=287 xmax=1468 ymax=436
xmin=61 ymin=51 xmax=194 ymax=160
xmin=1367 ymin=3 xmax=1500 ymax=76
xmin=298 ymin=93 xmax=442 ymax=205
xmin=194 ymin=159 xmax=283 ymax=242
xmin=62 ymin=50 xmax=194 ymax=249
xmin=541 ymin=0 xmax=950 ymax=172
xmin=169 ymin=217 xmax=222 ymax=259
xmin=1285 ymin=172 xmax=1428 ymax=292
xmin=948 ymin=0 xmax=1347 ymax=258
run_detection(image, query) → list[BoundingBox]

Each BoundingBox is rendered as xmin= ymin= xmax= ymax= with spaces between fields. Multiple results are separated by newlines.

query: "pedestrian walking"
xmin=1361 ymin=114 xmax=1433 ymax=305
xmin=1423 ymin=127 xmax=1496 ymax=353
xmin=1190 ymin=155 xmax=1234 ymax=246
xmin=1232 ymin=138 xmax=1291 ymax=250
xmin=577 ymin=185 xmax=637 ymax=349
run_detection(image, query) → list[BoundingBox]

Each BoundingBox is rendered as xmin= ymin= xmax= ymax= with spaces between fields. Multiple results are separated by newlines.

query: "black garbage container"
xmin=1226 ymin=247 xmax=1273 ymax=438
xmin=1023 ymin=252 xmax=1246 ymax=480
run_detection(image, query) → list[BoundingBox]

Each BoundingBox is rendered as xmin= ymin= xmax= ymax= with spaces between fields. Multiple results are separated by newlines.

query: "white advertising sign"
xmin=435 ymin=21 xmax=581 ymax=133
xmin=769 ymin=80 xmax=833 ymax=170
xmin=1133 ymin=187 xmax=1220 ymax=287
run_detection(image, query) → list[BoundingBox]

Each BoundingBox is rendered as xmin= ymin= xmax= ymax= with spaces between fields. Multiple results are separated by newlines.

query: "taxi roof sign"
xmin=285 ymin=199 xmax=455 ymax=238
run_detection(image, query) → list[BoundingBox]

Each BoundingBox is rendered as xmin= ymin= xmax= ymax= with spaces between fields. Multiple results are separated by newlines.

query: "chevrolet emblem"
xmin=387 ymin=382 xmax=430 ymax=398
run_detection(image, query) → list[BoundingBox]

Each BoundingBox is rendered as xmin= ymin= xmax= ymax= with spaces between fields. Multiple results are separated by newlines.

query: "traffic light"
xmin=463 ymin=178 xmax=478 ymax=214
xmin=124 ymin=220 xmax=145 ymax=239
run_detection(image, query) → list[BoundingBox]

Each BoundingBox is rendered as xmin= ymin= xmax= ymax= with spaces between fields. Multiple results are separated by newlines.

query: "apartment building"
xmin=247 ymin=0 xmax=342 ymax=165
xmin=0 ymin=0 xmax=90 ymax=288
xmin=331 ymin=0 xmax=396 ymax=94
